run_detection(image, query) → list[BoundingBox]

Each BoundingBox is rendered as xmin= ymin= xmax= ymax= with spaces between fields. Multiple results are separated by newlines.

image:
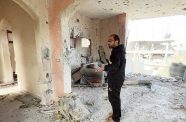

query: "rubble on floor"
xmin=14 ymin=93 xmax=42 ymax=108
xmin=72 ymin=62 xmax=104 ymax=87
xmin=169 ymin=63 xmax=186 ymax=81
xmin=0 ymin=92 xmax=52 ymax=122
xmin=53 ymin=93 xmax=90 ymax=122
xmin=125 ymin=73 xmax=178 ymax=83
xmin=0 ymin=73 xmax=185 ymax=122
xmin=72 ymin=73 xmax=186 ymax=122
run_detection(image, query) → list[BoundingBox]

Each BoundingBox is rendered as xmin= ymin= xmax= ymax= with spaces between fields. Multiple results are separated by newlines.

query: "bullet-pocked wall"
xmin=0 ymin=0 xmax=38 ymax=93
xmin=69 ymin=12 xmax=101 ymax=62
xmin=68 ymin=12 xmax=101 ymax=74
xmin=0 ymin=0 xmax=52 ymax=104
xmin=0 ymin=0 xmax=126 ymax=104
xmin=61 ymin=0 xmax=103 ymax=93
xmin=48 ymin=0 xmax=127 ymax=101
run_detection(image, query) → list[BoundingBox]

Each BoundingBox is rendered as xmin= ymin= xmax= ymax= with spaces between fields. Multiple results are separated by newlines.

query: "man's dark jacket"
xmin=104 ymin=44 xmax=126 ymax=85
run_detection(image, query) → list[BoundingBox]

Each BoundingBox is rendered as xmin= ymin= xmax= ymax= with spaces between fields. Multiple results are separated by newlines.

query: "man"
xmin=97 ymin=34 xmax=126 ymax=122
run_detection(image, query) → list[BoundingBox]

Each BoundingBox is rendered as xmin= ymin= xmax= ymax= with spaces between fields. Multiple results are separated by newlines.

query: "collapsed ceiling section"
xmin=78 ymin=0 xmax=186 ymax=19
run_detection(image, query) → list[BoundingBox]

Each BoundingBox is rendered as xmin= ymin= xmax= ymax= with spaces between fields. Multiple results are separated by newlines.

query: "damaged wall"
xmin=15 ymin=0 xmax=54 ymax=104
xmin=61 ymin=2 xmax=78 ymax=94
xmin=69 ymin=12 xmax=101 ymax=69
xmin=18 ymin=0 xmax=53 ymax=104
xmin=0 ymin=0 xmax=38 ymax=95
xmin=68 ymin=13 xmax=127 ymax=64
xmin=48 ymin=0 xmax=126 ymax=101
xmin=0 ymin=0 xmax=53 ymax=104
xmin=0 ymin=0 xmax=127 ymax=105
xmin=48 ymin=0 xmax=75 ymax=100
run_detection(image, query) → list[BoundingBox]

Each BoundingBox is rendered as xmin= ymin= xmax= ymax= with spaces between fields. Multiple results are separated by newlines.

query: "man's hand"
xmin=96 ymin=64 xmax=105 ymax=72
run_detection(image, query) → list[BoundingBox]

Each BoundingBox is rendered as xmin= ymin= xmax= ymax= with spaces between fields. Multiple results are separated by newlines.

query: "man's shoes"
xmin=106 ymin=113 xmax=113 ymax=122
xmin=106 ymin=113 xmax=120 ymax=122
xmin=113 ymin=120 xmax=120 ymax=122
xmin=106 ymin=116 xmax=113 ymax=122
xmin=112 ymin=117 xmax=120 ymax=122
xmin=108 ymin=112 xmax=112 ymax=117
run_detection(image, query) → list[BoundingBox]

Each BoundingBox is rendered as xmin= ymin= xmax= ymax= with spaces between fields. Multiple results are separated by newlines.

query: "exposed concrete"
xmin=62 ymin=8 xmax=127 ymax=92
xmin=61 ymin=1 xmax=83 ymax=94
xmin=56 ymin=0 xmax=102 ymax=95
xmin=69 ymin=12 xmax=101 ymax=70
xmin=69 ymin=13 xmax=126 ymax=65
xmin=69 ymin=12 xmax=101 ymax=61
xmin=48 ymin=0 xmax=127 ymax=102
xmin=0 ymin=0 xmax=128 ymax=105
xmin=61 ymin=9 xmax=127 ymax=91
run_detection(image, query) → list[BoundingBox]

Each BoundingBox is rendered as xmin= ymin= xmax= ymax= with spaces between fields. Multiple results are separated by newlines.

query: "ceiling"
xmin=78 ymin=0 xmax=186 ymax=19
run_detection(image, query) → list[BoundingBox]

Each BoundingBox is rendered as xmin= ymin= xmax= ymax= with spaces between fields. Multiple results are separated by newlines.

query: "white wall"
xmin=0 ymin=0 xmax=39 ymax=97
xmin=0 ymin=20 xmax=14 ymax=83
xmin=0 ymin=0 xmax=54 ymax=104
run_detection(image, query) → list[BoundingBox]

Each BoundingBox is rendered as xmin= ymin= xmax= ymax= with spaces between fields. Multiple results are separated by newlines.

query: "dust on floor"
xmin=73 ymin=75 xmax=186 ymax=122
xmin=0 ymin=92 xmax=54 ymax=122
xmin=0 ymin=74 xmax=186 ymax=122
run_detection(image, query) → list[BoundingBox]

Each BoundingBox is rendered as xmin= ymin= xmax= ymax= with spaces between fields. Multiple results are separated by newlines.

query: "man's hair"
xmin=110 ymin=34 xmax=120 ymax=44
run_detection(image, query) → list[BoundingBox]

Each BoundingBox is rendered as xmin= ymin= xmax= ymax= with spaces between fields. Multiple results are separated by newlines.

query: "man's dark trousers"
xmin=108 ymin=80 xmax=123 ymax=122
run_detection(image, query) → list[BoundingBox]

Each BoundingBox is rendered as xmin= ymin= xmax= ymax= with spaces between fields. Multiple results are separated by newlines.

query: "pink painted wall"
xmin=48 ymin=0 xmax=74 ymax=100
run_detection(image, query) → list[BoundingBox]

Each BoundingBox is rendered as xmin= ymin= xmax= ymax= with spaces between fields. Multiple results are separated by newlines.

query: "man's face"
xmin=107 ymin=36 xmax=116 ymax=48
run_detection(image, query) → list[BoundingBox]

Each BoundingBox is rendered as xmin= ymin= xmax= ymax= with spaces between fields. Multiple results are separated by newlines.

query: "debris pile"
xmin=14 ymin=93 xmax=41 ymax=108
xmin=72 ymin=73 xmax=186 ymax=122
xmin=53 ymin=93 xmax=90 ymax=122
xmin=125 ymin=73 xmax=178 ymax=83
xmin=169 ymin=63 xmax=186 ymax=81
xmin=0 ymin=93 xmax=52 ymax=122
xmin=72 ymin=63 xmax=104 ymax=87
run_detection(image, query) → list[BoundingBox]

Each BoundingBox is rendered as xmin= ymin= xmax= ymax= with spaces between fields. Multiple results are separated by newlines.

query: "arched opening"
xmin=0 ymin=0 xmax=39 ymax=96
xmin=0 ymin=20 xmax=17 ymax=86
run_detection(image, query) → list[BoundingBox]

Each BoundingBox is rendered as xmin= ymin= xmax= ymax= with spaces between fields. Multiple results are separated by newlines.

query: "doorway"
xmin=6 ymin=30 xmax=17 ymax=82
